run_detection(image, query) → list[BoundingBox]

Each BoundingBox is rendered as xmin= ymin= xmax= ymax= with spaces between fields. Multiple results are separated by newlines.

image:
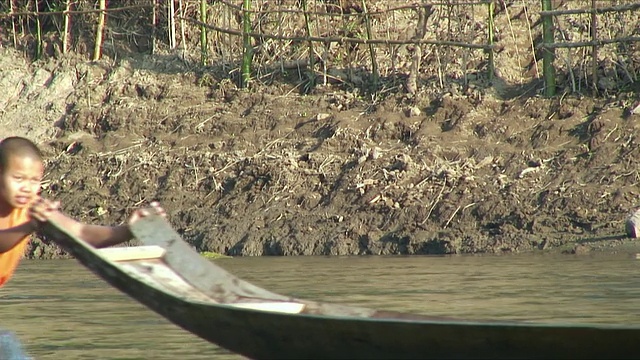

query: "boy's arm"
xmin=36 ymin=201 xmax=166 ymax=249
xmin=78 ymin=224 xmax=133 ymax=248
xmin=43 ymin=211 xmax=133 ymax=248
xmin=0 ymin=222 xmax=38 ymax=253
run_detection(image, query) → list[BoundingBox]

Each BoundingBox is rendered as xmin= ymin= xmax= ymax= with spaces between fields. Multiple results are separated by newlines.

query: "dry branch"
xmin=0 ymin=4 xmax=153 ymax=18
xmin=214 ymin=0 xmax=491 ymax=17
xmin=539 ymin=36 xmax=640 ymax=50
xmin=539 ymin=2 xmax=640 ymax=16
xmin=180 ymin=16 xmax=493 ymax=50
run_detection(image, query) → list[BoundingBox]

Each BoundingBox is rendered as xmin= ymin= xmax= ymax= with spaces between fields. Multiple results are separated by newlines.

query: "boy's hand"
xmin=29 ymin=197 xmax=61 ymax=222
xmin=127 ymin=201 xmax=167 ymax=226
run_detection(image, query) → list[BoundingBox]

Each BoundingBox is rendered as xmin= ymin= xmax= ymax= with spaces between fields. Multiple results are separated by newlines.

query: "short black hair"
xmin=0 ymin=137 xmax=43 ymax=170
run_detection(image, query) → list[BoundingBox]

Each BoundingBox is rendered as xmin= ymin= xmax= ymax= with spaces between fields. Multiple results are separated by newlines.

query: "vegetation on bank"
xmin=201 ymin=251 xmax=232 ymax=259
xmin=1 ymin=1 xmax=638 ymax=97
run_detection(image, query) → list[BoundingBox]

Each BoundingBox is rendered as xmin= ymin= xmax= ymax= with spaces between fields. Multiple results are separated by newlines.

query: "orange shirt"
xmin=0 ymin=208 xmax=30 ymax=287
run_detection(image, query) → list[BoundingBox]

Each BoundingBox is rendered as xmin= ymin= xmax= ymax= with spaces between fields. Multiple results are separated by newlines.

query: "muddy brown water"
xmin=2 ymin=253 xmax=640 ymax=359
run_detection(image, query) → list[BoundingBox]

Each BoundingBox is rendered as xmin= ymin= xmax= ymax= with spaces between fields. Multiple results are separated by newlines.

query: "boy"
xmin=0 ymin=136 xmax=166 ymax=288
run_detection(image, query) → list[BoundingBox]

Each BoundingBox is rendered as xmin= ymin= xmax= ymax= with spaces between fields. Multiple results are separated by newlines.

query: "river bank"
xmin=0 ymin=46 xmax=637 ymax=258
xmin=1 ymin=0 xmax=639 ymax=258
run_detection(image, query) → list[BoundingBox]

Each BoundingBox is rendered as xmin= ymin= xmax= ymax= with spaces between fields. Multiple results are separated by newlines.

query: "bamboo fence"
xmin=539 ymin=1 xmax=640 ymax=96
xmin=0 ymin=0 xmax=638 ymax=96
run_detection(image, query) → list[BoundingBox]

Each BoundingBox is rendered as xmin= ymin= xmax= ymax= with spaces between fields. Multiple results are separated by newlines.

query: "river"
xmin=2 ymin=252 xmax=640 ymax=359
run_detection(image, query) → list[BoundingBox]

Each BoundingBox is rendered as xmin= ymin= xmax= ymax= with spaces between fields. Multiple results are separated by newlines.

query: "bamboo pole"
xmin=178 ymin=0 xmax=186 ymax=58
xmin=503 ymin=0 xmax=523 ymax=84
xmin=151 ymin=0 xmax=157 ymax=54
xmin=406 ymin=4 xmax=432 ymax=94
xmin=200 ymin=0 xmax=207 ymax=66
xmin=387 ymin=7 xmax=396 ymax=83
xmin=168 ymin=0 xmax=176 ymax=49
xmin=241 ymin=0 xmax=252 ymax=88
xmin=591 ymin=0 xmax=598 ymax=94
xmin=319 ymin=4 xmax=328 ymax=85
xmin=277 ymin=2 xmax=285 ymax=78
xmin=33 ymin=0 xmax=42 ymax=60
xmin=361 ymin=0 xmax=379 ymax=88
xmin=340 ymin=1 xmax=353 ymax=84
xmin=224 ymin=2 xmax=230 ymax=66
xmin=10 ymin=0 xmax=18 ymax=48
xmin=541 ymin=0 xmax=556 ymax=97
xmin=62 ymin=0 xmax=73 ymax=54
xmin=486 ymin=0 xmax=495 ymax=81
xmin=522 ymin=0 xmax=540 ymax=78
xmin=93 ymin=0 xmax=107 ymax=61
xmin=301 ymin=0 xmax=315 ymax=80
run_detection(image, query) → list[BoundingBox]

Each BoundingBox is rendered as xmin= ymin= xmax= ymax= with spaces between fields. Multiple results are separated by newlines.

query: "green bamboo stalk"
xmin=361 ymin=0 xmax=379 ymax=89
xmin=93 ymin=0 xmax=107 ymax=61
xmin=241 ymin=0 xmax=252 ymax=88
xmin=301 ymin=0 xmax=315 ymax=77
xmin=34 ymin=0 xmax=42 ymax=60
xmin=541 ymin=0 xmax=556 ymax=97
xmin=200 ymin=0 xmax=208 ymax=66
xmin=486 ymin=0 xmax=495 ymax=81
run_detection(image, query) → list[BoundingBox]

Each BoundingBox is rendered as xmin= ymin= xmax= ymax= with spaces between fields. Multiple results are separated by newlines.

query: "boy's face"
xmin=0 ymin=155 xmax=44 ymax=209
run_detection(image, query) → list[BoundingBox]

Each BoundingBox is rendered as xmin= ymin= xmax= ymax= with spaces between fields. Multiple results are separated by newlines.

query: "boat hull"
xmin=40 ymin=216 xmax=640 ymax=359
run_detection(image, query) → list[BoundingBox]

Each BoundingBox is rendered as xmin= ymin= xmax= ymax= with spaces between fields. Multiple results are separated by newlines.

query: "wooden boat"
xmin=40 ymin=215 xmax=640 ymax=359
